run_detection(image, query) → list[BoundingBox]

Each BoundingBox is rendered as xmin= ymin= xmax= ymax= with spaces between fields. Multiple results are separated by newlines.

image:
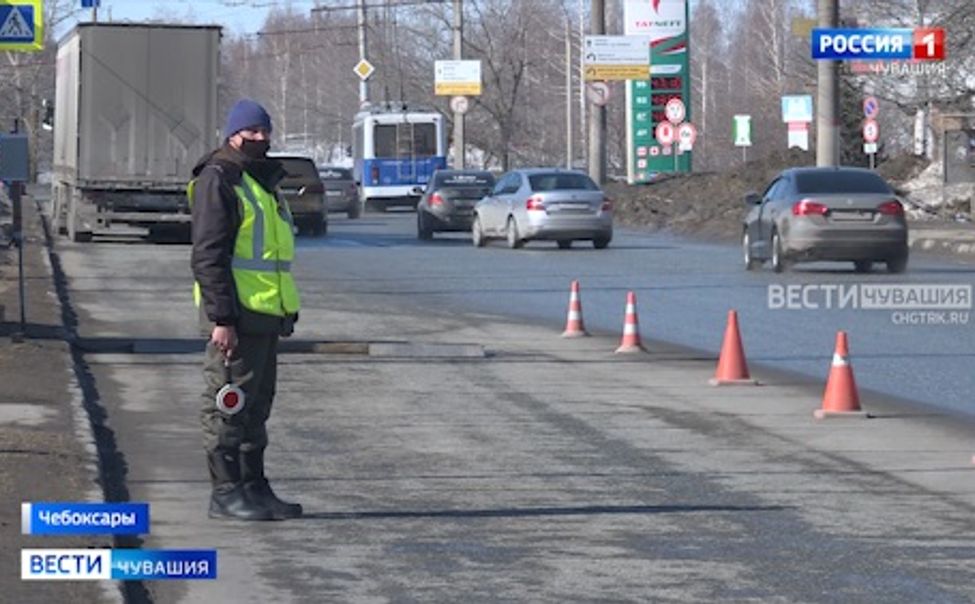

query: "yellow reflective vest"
xmin=189 ymin=170 xmax=301 ymax=318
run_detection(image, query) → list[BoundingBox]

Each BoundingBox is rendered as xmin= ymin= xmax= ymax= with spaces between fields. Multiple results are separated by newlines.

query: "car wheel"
xmin=557 ymin=240 xmax=572 ymax=250
xmin=506 ymin=217 xmax=523 ymax=249
xmin=472 ymin=216 xmax=486 ymax=248
xmin=347 ymin=202 xmax=360 ymax=220
xmin=743 ymin=231 xmax=761 ymax=270
xmin=310 ymin=215 xmax=327 ymax=237
xmin=771 ymin=230 xmax=789 ymax=273
xmin=886 ymin=254 xmax=908 ymax=274
xmin=593 ymin=236 xmax=611 ymax=250
xmin=854 ymin=260 xmax=872 ymax=273
xmin=417 ymin=212 xmax=433 ymax=240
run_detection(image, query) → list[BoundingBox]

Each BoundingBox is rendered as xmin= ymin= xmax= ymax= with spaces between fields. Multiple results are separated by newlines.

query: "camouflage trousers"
xmin=200 ymin=332 xmax=279 ymax=454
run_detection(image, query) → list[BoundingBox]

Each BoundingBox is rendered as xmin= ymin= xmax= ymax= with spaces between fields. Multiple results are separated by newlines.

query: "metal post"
xmin=358 ymin=0 xmax=369 ymax=106
xmin=816 ymin=0 xmax=839 ymax=166
xmin=565 ymin=15 xmax=572 ymax=169
xmin=578 ymin=0 xmax=587 ymax=168
xmin=452 ymin=0 xmax=465 ymax=169
xmin=11 ymin=182 xmax=25 ymax=340
xmin=587 ymin=0 xmax=606 ymax=184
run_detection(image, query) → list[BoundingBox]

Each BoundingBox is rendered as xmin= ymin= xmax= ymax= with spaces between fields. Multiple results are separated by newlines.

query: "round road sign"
xmin=450 ymin=95 xmax=469 ymax=114
xmin=586 ymin=82 xmax=610 ymax=106
xmin=655 ymin=122 xmax=676 ymax=146
xmin=863 ymin=96 xmax=880 ymax=119
xmin=862 ymin=118 xmax=880 ymax=143
xmin=665 ymin=98 xmax=686 ymax=125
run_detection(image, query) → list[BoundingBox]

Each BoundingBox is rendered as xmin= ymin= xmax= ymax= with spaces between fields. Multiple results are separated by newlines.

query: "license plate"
xmin=831 ymin=211 xmax=873 ymax=221
xmin=326 ymin=191 xmax=342 ymax=197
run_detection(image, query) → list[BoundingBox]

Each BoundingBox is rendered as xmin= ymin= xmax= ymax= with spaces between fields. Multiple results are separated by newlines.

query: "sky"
xmin=62 ymin=0 xmax=707 ymax=39
xmin=61 ymin=0 xmax=325 ymax=38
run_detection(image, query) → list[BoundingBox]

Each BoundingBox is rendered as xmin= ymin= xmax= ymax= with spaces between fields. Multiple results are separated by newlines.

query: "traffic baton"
xmin=215 ymin=355 xmax=245 ymax=415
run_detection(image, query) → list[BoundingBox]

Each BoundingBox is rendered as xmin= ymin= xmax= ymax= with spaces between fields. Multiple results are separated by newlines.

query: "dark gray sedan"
xmin=742 ymin=167 xmax=908 ymax=273
xmin=318 ymin=166 xmax=360 ymax=219
xmin=417 ymin=170 xmax=495 ymax=240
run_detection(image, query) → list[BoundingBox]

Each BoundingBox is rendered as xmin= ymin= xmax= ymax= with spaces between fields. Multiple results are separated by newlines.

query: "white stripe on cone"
xmin=832 ymin=353 xmax=848 ymax=366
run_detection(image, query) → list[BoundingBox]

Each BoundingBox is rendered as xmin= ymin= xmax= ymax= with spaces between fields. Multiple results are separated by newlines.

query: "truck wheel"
xmin=67 ymin=194 xmax=92 ymax=242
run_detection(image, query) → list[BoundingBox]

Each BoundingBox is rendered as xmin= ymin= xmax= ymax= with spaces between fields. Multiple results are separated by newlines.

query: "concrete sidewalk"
xmin=0 ymin=199 xmax=117 ymax=604
xmin=45 ymin=228 xmax=975 ymax=602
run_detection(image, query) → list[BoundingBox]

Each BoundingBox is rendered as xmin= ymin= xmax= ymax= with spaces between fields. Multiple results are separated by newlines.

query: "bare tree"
xmin=0 ymin=0 xmax=80 ymax=177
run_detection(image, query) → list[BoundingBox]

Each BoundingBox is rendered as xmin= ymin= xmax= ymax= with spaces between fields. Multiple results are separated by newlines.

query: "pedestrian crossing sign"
xmin=0 ymin=1 xmax=42 ymax=52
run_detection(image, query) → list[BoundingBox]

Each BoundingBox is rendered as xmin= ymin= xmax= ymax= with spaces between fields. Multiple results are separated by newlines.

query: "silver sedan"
xmin=472 ymin=169 xmax=613 ymax=250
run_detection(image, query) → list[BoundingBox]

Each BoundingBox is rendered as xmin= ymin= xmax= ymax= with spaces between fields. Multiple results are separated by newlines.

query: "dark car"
xmin=417 ymin=170 xmax=496 ymax=240
xmin=742 ymin=167 xmax=908 ymax=273
xmin=274 ymin=154 xmax=327 ymax=237
xmin=318 ymin=166 xmax=360 ymax=219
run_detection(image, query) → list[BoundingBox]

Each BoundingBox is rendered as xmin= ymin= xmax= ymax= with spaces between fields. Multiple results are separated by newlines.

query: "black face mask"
xmin=239 ymin=139 xmax=270 ymax=159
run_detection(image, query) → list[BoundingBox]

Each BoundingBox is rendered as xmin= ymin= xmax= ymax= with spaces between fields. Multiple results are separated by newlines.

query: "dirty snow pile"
xmin=897 ymin=160 xmax=974 ymax=221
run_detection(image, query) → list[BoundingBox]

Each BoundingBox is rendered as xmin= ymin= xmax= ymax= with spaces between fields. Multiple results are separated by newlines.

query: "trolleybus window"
xmin=373 ymin=123 xmax=438 ymax=158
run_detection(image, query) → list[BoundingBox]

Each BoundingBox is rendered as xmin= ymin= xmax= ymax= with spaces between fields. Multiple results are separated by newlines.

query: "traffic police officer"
xmin=189 ymin=99 xmax=302 ymax=521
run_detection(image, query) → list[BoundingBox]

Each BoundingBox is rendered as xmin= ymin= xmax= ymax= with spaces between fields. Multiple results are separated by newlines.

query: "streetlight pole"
xmin=587 ymin=0 xmax=606 ymax=183
xmin=816 ymin=0 xmax=840 ymax=166
xmin=565 ymin=15 xmax=572 ymax=169
xmin=358 ymin=0 xmax=369 ymax=106
xmin=452 ymin=0 xmax=465 ymax=169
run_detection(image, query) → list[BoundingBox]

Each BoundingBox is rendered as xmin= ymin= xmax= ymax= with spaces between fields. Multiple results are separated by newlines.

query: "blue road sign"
xmin=81 ymin=0 xmax=100 ymax=7
xmin=0 ymin=4 xmax=34 ymax=43
xmin=863 ymin=96 xmax=880 ymax=119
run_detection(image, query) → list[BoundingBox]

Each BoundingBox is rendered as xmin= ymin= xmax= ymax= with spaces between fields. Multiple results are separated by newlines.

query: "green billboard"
xmin=624 ymin=0 xmax=691 ymax=183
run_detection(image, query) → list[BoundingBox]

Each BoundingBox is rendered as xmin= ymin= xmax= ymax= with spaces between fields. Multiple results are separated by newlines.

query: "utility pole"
xmin=578 ymin=0 xmax=586 ymax=168
xmin=565 ymin=15 xmax=572 ymax=169
xmin=588 ymin=0 xmax=606 ymax=183
xmin=452 ymin=0 xmax=465 ymax=169
xmin=816 ymin=0 xmax=839 ymax=166
xmin=358 ymin=0 xmax=369 ymax=107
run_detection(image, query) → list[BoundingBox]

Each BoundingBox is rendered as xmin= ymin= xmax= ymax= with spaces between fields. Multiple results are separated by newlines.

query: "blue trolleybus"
xmin=352 ymin=103 xmax=447 ymax=212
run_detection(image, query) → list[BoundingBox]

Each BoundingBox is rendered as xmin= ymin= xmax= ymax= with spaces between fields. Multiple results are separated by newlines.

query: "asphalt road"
xmin=45 ymin=208 xmax=975 ymax=602
xmin=302 ymin=212 xmax=975 ymax=417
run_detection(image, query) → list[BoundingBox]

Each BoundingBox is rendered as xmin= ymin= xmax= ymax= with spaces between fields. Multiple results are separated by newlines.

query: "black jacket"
xmin=190 ymin=145 xmax=286 ymax=326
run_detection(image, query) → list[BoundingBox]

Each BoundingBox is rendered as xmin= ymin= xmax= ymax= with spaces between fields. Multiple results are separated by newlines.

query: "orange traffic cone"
xmin=814 ymin=331 xmax=869 ymax=419
xmin=561 ymin=280 xmax=589 ymax=338
xmin=615 ymin=291 xmax=646 ymax=353
xmin=709 ymin=310 xmax=758 ymax=386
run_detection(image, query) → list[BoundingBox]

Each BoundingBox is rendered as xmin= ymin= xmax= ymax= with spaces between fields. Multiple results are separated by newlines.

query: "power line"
xmin=252 ymin=23 xmax=359 ymax=37
xmin=311 ymin=0 xmax=445 ymax=13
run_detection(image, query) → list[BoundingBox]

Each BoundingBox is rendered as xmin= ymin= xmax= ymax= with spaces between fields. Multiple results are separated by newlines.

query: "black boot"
xmin=207 ymin=450 xmax=273 ymax=521
xmin=241 ymin=449 xmax=303 ymax=520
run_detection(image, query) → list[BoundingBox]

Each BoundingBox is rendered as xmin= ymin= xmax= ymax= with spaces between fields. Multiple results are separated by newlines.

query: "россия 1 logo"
xmin=812 ymin=27 xmax=945 ymax=61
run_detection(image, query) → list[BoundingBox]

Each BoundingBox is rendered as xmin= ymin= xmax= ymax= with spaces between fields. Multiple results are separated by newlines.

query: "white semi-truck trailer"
xmin=52 ymin=23 xmax=221 ymax=241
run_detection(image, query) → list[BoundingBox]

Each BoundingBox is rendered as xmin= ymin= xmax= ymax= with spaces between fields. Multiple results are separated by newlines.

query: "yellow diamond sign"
xmin=353 ymin=59 xmax=375 ymax=81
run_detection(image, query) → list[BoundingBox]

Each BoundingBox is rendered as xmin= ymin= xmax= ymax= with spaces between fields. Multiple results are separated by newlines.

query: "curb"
xmin=909 ymin=236 xmax=975 ymax=256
